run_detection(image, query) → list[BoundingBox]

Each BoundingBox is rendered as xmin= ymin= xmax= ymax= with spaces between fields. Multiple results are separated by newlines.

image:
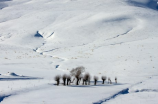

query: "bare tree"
xmin=101 ymin=76 xmax=106 ymax=84
xmin=94 ymin=76 xmax=98 ymax=85
xmin=62 ymin=74 xmax=67 ymax=86
xmin=66 ymin=75 xmax=71 ymax=85
xmin=70 ymin=66 xmax=85 ymax=85
xmin=83 ymin=73 xmax=90 ymax=85
xmin=108 ymin=77 xmax=111 ymax=84
xmin=108 ymin=78 xmax=112 ymax=84
xmin=54 ymin=75 xmax=61 ymax=86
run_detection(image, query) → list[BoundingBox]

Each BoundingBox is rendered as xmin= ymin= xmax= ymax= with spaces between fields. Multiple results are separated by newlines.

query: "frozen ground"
xmin=0 ymin=0 xmax=158 ymax=104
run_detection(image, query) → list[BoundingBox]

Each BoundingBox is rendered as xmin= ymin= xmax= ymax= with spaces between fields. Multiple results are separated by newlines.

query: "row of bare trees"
xmin=54 ymin=66 xmax=117 ymax=86
xmin=54 ymin=74 xmax=71 ymax=86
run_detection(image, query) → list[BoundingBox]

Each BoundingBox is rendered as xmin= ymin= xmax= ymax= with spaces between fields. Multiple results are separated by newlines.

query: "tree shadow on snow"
xmin=52 ymin=81 xmax=126 ymax=88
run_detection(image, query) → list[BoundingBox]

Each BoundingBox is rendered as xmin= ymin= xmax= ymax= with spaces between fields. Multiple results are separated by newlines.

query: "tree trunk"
xmin=82 ymin=80 xmax=85 ymax=85
xmin=67 ymin=79 xmax=69 ymax=85
xmin=102 ymin=80 xmax=105 ymax=84
xmin=85 ymin=81 xmax=87 ymax=85
xmin=94 ymin=80 xmax=97 ymax=85
xmin=76 ymin=79 xmax=79 ymax=85
xmin=63 ymin=80 xmax=66 ymax=86
xmin=57 ymin=81 xmax=60 ymax=86
xmin=78 ymin=78 xmax=81 ymax=84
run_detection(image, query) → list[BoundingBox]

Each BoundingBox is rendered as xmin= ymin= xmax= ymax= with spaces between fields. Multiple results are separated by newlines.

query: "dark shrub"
xmin=101 ymin=76 xmax=106 ymax=84
xmin=66 ymin=75 xmax=71 ymax=85
xmin=62 ymin=74 xmax=67 ymax=86
xmin=54 ymin=75 xmax=61 ymax=86
xmin=83 ymin=73 xmax=90 ymax=85
xmin=94 ymin=76 xmax=98 ymax=85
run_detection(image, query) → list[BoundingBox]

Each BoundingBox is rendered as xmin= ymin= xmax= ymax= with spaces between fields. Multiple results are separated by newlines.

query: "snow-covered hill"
xmin=0 ymin=0 xmax=158 ymax=104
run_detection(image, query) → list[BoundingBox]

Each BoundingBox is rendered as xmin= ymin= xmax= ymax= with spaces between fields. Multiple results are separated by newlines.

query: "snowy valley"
xmin=0 ymin=0 xmax=158 ymax=104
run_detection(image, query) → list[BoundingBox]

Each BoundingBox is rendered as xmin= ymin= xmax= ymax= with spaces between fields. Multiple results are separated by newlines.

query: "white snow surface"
xmin=0 ymin=0 xmax=158 ymax=104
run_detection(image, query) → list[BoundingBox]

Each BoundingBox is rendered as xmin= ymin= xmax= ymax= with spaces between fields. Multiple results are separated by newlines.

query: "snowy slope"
xmin=0 ymin=0 xmax=158 ymax=104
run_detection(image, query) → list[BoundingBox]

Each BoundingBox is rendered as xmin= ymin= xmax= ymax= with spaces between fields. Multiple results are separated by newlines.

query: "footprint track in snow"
xmin=33 ymin=31 xmax=66 ymax=70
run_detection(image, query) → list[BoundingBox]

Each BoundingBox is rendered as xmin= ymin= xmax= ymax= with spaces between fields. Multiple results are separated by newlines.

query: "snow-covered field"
xmin=0 ymin=0 xmax=158 ymax=104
